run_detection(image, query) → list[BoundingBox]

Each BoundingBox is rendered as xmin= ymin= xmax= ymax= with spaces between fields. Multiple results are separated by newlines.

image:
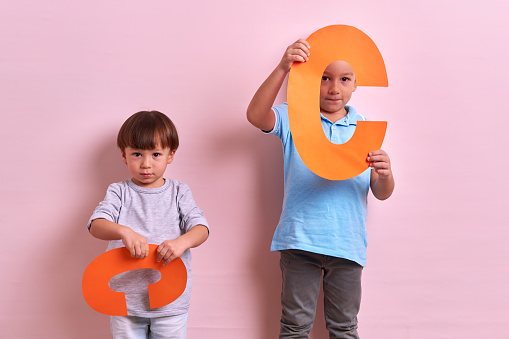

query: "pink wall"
xmin=1 ymin=1 xmax=508 ymax=338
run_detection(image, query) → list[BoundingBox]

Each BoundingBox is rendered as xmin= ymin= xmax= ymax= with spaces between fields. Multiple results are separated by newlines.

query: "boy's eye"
xmin=153 ymin=153 xmax=162 ymax=157
xmin=341 ymin=77 xmax=350 ymax=82
xmin=133 ymin=153 xmax=142 ymax=157
xmin=321 ymin=76 xmax=329 ymax=81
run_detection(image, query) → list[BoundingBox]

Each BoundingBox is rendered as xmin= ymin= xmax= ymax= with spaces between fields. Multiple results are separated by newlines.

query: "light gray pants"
xmin=279 ymin=250 xmax=363 ymax=339
xmin=110 ymin=313 xmax=188 ymax=339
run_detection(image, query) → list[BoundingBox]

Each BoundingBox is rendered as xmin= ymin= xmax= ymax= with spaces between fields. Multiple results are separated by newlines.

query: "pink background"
xmin=1 ymin=1 xmax=508 ymax=338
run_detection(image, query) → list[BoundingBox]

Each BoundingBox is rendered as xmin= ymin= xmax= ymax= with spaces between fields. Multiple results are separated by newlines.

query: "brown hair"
xmin=117 ymin=111 xmax=179 ymax=153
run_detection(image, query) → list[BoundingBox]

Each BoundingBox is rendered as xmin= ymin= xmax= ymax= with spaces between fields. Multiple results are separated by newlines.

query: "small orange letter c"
xmin=82 ymin=244 xmax=187 ymax=316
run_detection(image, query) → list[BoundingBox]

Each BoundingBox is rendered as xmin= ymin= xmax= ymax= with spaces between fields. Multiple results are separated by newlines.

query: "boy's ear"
xmin=353 ymin=78 xmax=358 ymax=92
xmin=167 ymin=150 xmax=176 ymax=164
xmin=121 ymin=150 xmax=127 ymax=164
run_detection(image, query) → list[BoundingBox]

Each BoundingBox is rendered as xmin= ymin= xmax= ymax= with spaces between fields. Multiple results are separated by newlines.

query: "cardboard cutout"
xmin=288 ymin=25 xmax=388 ymax=180
xmin=82 ymin=244 xmax=187 ymax=316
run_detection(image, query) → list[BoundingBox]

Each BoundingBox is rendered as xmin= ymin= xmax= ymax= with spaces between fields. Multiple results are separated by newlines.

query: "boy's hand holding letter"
xmin=120 ymin=226 xmax=149 ymax=259
xmin=368 ymin=150 xmax=392 ymax=179
xmin=279 ymin=39 xmax=310 ymax=72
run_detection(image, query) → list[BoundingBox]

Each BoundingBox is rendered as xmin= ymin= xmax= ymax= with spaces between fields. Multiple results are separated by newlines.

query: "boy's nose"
xmin=329 ymin=81 xmax=340 ymax=94
xmin=141 ymin=158 xmax=151 ymax=168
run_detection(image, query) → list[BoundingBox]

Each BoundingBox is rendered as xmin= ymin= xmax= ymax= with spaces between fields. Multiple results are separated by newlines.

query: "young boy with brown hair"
xmin=87 ymin=110 xmax=209 ymax=339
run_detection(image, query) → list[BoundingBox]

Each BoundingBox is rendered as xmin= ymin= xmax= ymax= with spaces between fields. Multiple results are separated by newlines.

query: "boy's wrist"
xmin=175 ymin=235 xmax=191 ymax=252
xmin=118 ymin=225 xmax=133 ymax=240
xmin=379 ymin=171 xmax=393 ymax=181
xmin=275 ymin=63 xmax=290 ymax=75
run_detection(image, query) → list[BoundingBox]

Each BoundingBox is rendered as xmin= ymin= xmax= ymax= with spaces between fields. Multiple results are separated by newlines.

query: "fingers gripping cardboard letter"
xmin=82 ymin=244 xmax=187 ymax=316
xmin=288 ymin=25 xmax=388 ymax=180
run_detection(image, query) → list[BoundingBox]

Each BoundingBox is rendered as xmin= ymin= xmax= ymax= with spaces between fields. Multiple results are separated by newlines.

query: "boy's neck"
xmin=321 ymin=107 xmax=348 ymax=124
xmin=131 ymin=177 xmax=166 ymax=189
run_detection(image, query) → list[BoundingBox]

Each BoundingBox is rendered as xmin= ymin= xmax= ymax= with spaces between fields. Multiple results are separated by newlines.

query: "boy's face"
xmin=319 ymin=61 xmax=357 ymax=121
xmin=121 ymin=145 xmax=175 ymax=188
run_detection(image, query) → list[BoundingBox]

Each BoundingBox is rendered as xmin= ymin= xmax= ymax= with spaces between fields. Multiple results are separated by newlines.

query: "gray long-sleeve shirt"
xmin=88 ymin=178 xmax=209 ymax=317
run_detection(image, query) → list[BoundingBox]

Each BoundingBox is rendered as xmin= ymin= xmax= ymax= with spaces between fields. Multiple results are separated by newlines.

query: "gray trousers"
xmin=279 ymin=250 xmax=363 ymax=339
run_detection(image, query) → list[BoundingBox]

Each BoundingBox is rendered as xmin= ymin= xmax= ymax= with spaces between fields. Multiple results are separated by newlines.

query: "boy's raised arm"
xmin=247 ymin=39 xmax=310 ymax=131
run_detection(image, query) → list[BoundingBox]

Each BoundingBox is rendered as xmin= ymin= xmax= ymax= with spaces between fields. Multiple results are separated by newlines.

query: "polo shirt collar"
xmin=320 ymin=105 xmax=358 ymax=126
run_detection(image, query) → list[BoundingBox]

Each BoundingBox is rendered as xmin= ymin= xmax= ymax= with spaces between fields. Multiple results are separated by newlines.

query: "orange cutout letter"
xmin=82 ymin=244 xmax=187 ymax=316
xmin=288 ymin=25 xmax=388 ymax=180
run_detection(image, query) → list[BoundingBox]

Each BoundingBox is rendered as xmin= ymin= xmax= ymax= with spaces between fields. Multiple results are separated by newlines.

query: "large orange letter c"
xmin=288 ymin=25 xmax=388 ymax=180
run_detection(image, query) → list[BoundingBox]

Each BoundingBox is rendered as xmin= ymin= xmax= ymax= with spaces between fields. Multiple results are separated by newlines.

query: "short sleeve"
xmin=177 ymin=184 xmax=209 ymax=233
xmin=87 ymin=183 xmax=122 ymax=230
xmin=268 ymin=103 xmax=290 ymax=144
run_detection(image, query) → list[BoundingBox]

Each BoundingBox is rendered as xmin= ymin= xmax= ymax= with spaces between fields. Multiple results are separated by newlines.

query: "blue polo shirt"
xmin=268 ymin=103 xmax=371 ymax=266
